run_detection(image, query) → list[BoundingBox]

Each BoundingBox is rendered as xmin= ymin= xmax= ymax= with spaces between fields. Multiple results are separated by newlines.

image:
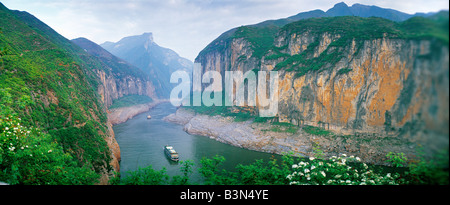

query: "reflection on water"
xmin=113 ymin=103 xmax=281 ymax=184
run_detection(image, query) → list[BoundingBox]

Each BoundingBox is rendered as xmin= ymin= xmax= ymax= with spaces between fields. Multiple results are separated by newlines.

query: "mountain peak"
xmin=326 ymin=2 xmax=353 ymax=16
xmin=334 ymin=2 xmax=349 ymax=7
xmin=141 ymin=32 xmax=154 ymax=42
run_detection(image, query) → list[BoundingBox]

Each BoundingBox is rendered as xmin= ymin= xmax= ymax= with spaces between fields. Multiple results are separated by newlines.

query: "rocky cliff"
xmin=72 ymin=37 xmax=158 ymax=108
xmin=195 ymin=15 xmax=449 ymax=159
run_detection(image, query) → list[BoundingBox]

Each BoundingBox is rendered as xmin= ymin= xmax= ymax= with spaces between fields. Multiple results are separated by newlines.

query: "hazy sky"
xmin=2 ymin=0 xmax=448 ymax=61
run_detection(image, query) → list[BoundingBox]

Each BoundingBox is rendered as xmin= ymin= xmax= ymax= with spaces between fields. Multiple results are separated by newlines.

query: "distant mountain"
xmin=72 ymin=37 xmax=162 ymax=105
xmin=252 ymin=2 xmax=437 ymax=28
xmin=101 ymin=33 xmax=193 ymax=98
xmin=325 ymin=2 xmax=436 ymax=21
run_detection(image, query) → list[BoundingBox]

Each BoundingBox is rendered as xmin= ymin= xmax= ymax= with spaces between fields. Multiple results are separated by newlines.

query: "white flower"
xmin=307 ymin=177 xmax=311 ymax=180
xmin=320 ymin=171 xmax=326 ymax=177
xmin=386 ymin=173 xmax=391 ymax=178
xmin=292 ymin=164 xmax=298 ymax=169
xmin=311 ymin=165 xmax=316 ymax=170
xmin=346 ymin=180 xmax=352 ymax=184
xmin=5 ymin=127 xmax=8 ymax=130
xmin=30 ymin=154 xmax=32 ymax=157
xmin=342 ymin=154 xmax=347 ymax=157
xmin=48 ymin=150 xmax=52 ymax=153
xmin=356 ymin=157 xmax=361 ymax=161
xmin=309 ymin=157 xmax=315 ymax=161
xmin=304 ymin=169 xmax=310 ymax=173
xmin=335 ymin=175 xmax=341 ymax=178
xmin=318 ymin=162 xmax=323 ymax=166
xmin=9 ymin=147 xmax=15 ymax=151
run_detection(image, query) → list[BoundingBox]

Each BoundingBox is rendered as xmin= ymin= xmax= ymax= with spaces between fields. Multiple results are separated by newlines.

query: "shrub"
xmin=286 ymin=154 xmax=402 ymax=185
xmin=0 ymin=114 xmax=99 ymax=185
xmin=386 ymin=152 xmax=407 ymax=168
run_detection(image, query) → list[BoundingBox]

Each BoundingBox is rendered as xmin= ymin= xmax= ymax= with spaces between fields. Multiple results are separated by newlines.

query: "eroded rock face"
xmin=195 ymin=26 xmax=449 ymax=160
xmin=96 ymin=69 xmax=157 ymax=108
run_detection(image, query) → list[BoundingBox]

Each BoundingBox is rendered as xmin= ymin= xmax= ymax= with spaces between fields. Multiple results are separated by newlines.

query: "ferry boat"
xmin=147 ymin=115 xmax=152 ymax=119
xmin=164 ymin=145 xmax=179 ymax=162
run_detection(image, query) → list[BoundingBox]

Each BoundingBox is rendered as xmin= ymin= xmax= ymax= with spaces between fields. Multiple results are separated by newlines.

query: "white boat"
xmin=164 ymin=145 xmax=179 ymax=162
xmin=147 ymin=115 xmax=151 ymax=119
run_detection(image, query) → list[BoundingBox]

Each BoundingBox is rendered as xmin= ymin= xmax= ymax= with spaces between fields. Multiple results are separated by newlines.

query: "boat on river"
xmin=164 ymin=145 xmax=179 ymax=162
xmin=147 ymin=115 xmax=152 ymax=119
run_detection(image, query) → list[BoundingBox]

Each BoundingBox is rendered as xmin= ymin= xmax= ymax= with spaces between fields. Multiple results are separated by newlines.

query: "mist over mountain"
xmin=101 ymin=33 xmax=193 ymax=98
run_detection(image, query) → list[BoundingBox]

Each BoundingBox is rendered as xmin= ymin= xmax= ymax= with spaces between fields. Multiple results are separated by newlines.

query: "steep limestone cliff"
xmin=72 ymin=37 xmax=158 ymax=108
xmin=195 ymin=15 xmax=449 ymax=160
xmin=95 ymin=69 xmax=156 ymax=108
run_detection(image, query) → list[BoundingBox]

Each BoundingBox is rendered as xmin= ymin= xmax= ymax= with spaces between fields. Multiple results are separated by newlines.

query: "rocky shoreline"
xmin=163 ymin=108 xmax=419 ymax=165
xmin=107 ymin=99 xmax=168 ymax=125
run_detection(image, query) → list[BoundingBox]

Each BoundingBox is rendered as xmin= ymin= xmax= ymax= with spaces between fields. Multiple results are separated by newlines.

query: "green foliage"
xmin=386 ymin=152 xmax=407 ymax=168
xmin=404 ymin=148 xmax=449 ymax=185
xmin=302 ymin=125 xmax=333 ymax=136
xmin=270 ymin=16 xmax=447 ymax=77
xmin=109 ymin=95 xmax=153 ymax=109
xmin=109 ymin=149 xmax=448 ymax=185
xmin=112 ymin=166 xmax=170 ymax=185
xmin=400 ymin=15 xmax=449 ymax=44
xmin=0 ymin=109 xmax=99 ymax=184
xmin=1 ymin=5 xmax=112 ymax=184
xmin=110 ymin=160 xmax=195 ymax=185
xmin=261 ymin=122 xmax=299 ymax=134
xmin=287 ymin=154 xmax=402 ymax=185
xmin=312 ymin=144 xmax=325 ymax=160
xmin=336 ymin=67 xmax=353 ymax=75
xmin=199 ymin=154 xmax=294 ymax=185
xmin=232 ymin=25 xmax=280 ymax=59
xmin=184 ymin=100 xmax=256 ymax=123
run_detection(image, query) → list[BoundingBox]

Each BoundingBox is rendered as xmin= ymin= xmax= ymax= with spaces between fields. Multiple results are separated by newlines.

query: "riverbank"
xmin=163 ymin=107 xmax=418 ymax=165
xmin=107 ymin=99 xmax=169 ymax=125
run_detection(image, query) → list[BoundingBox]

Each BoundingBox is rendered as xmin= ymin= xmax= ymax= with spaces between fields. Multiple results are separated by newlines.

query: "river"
xmin=113 ymin=103 xmax=281 ymax=184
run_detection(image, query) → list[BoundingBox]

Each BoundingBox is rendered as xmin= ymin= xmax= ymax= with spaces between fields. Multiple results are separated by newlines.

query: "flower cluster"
xmin=287 ymin=154 xmax=401 ymax=185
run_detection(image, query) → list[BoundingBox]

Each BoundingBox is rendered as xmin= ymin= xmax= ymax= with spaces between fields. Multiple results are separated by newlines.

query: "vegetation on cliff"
xmin=1 ymin=3 xmax=112 ymax=184
xmin=191 ymin=9 xmax=449 ymax=185
xmin=109 ymin=95 xmax=153 ymax=110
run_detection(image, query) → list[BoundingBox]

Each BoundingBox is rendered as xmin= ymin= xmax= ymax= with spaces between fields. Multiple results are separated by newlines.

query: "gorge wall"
xmin=195 ymin=16 xmax=449 ymax=158
xmin=72 ymin=37 xmax=158 ymax=108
